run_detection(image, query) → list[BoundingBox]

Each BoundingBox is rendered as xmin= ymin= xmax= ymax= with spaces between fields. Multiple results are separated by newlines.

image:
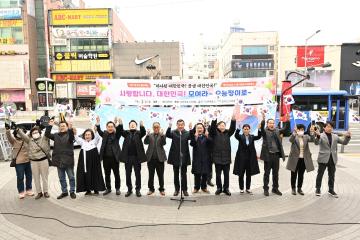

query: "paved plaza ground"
xmin=0 ymin=123 xmax=359 ymax=240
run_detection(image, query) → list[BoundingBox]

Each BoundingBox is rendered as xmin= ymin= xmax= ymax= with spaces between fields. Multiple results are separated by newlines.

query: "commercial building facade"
xmin=279 ymin=45 xmax=341 ymax=90
xmin=0 ymin=1 xmax=37 ymax=110
xmin=339 ymin=43 xmax=360 ymax=95
xmin=218 ymin=31 xmax=279 ymax=81
xmin=48 ymin=8 xmax=134 ymax=110
xmin=112 ymin=41 xmax=181 ymax=79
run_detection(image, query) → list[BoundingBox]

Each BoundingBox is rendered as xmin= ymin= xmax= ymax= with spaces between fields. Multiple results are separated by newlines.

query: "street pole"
xmin=304 ymin=30 xmax=320 ymax=86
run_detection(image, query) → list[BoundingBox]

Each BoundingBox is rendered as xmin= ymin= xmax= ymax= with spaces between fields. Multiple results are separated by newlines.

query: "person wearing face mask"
xmin=74 ymin=128 xmax=105 ymax=196
xmin=46 ymin=119 xmax=76 ymax=200
xmin=119 ymin=119 xmax=147 ymax=197
xmin=233 ymin=124 xmax=262 ymax=194
xmin=96 ymin=116 xmax=123 ymax=196
xmin=190 ymin=123 xmax=212 ymax=194
xmin=17 ymin=126 xmax=50 ymax=200
xmin=5 ymin=124 xmax=32 ymax=199
xmin=144 ymin=122 xmax=167 ymax=196
xmin=314 ymin=121 xmax=351 ymax=198
xmin=260 ymin=113 xmax=289 ymax=196
xmin=286 ymin=124 xmax=315 ymax=195
xmin=166 ymin=119 xmax=192 ymax=197
xmin=209 ymin=115 xmax=236 ymax=196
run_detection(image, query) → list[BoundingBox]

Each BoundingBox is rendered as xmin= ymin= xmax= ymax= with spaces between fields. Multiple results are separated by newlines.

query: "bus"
xmin=276 ymin=88 xmax=349 ymax=133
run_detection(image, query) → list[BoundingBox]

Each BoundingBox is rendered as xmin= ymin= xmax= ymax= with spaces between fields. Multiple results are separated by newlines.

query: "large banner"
xmin=94 ymin=78 xmax=277 ymax=135
xmin=95 ymin=78 xmax=276 ymax=106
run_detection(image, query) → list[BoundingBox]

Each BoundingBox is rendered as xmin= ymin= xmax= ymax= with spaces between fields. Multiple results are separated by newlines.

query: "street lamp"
xmin=304 ymin=29 xmax=321 ymax=70
xmin=280 ymin=62 xmax=331 ymax=121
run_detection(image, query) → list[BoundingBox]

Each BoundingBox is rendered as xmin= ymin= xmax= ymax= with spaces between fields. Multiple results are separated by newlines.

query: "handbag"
xmin=33 ymin=139 xmax=53 ymax=166
xmin=10 ymin=141 xmax=24 ymax=167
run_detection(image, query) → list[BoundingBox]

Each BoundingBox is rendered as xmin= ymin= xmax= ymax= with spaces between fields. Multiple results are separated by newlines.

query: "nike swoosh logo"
xmin=352 ymin=61 xmax=360 ymax=67
xmin=135 ymin=54 xmax=159 ymax=65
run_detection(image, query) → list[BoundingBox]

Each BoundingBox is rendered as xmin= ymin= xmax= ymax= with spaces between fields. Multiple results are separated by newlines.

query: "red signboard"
xmin=297 ymin=46 xmax=325 ymax=67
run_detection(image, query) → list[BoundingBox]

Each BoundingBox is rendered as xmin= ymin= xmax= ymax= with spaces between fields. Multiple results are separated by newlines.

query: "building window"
xmin=0 ymin=0 xmax=19 ymax=7
xmin=70 ymin=39 xmax=109 ymax=52
xmin=231 ymin=71 xmax=267 ymax=78
xmin=0 ymin=27 xmax=23 ymax=44
xmin=269 ymin=45 xmax=275 ymax=51
xmin=269 ymin=70 xmax=274 ymax=76
xmin=242 ymin=46 xmax=268 ymax=55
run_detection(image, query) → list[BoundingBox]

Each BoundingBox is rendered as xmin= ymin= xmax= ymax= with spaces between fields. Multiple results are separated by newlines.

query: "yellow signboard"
xmin=0 ymin=37 xmax=16 ymax=44
xmin=0 ymin=19 xmax=23 ymax=27
xmin=51 ymin=9 xmax=109 ymax=26
xmin=53 ymin=60 xmax=111 ymax=72
xmin=52 ymin=73 xmax=113 ymax=82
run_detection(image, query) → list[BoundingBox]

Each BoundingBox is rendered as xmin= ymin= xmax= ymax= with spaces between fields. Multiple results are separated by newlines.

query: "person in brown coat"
xmin=286 ymin=124 xmax=315 ymax=195
xmin=5 ymin=123 xmax=33 ymax=199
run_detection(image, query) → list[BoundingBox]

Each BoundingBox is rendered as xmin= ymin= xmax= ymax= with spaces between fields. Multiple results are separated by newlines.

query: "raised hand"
xmin=72 ymin=127 xmax=77 ymax=135
xmin=118 ymin=118 xmax=123 ymax=125
xmin=169 ymin=122 xmax=172 ymax=128
xmin=146 ymin=129 xmax=151 ymax=135
xmin=346 ymin=131 xmax=351 ymax=137
xmin=205 ymin=130 xmax=209 ymax=138
xmin=140 ymin=121 xmax=144 ymax=127
xmin=194 ymin=131 xmax=199 ymax=138
xmin=189 ymin=122 xmax=193 ymax=130
xmin=231 ymin=113 xmax=236 ymax=120
xmin=160 ymin=129 xmax=164 ymax=135
xmin=96 ymin=116 xmax=100 ymax=124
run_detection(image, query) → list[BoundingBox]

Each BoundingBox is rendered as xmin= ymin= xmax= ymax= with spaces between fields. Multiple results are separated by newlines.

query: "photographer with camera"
xmin=5 ymin=122 xmax=33 ymax=199
xmin=17 ymin=123 xmax=51 ymax=200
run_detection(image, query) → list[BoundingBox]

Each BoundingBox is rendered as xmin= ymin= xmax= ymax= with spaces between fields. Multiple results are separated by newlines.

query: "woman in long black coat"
xmin=190 ymin=123 xmax=212 ymax=194
xmin=233 ymin=124 xmax=261 ymax=194
xmin=74 ymin=128 xmax=106 ymax=195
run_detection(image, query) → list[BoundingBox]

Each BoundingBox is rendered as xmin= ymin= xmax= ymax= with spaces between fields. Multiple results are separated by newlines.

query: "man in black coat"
xmin=209 ymin=116 xmax=236 ymax=196
xmin=45 ymin=119 xmax=76 ymax=200
xmin=144 ymin=122 xmax=167 ymax=196
xmin=260 ymin=113 xmax=289 ymax=196
xmin=120 ymin=119 xmax=147 ymax=197
xmin=166 ymin=119 xmax=192 ymax=197
xmin=96 ymin=116 xmax=122 ymax=196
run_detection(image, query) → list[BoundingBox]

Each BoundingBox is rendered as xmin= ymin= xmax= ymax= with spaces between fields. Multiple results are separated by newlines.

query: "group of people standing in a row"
xmin=6 ymin=112 xmax=351 ymax=200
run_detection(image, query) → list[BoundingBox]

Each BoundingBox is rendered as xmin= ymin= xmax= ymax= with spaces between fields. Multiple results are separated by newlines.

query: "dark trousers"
xmin=125 ymin=156 xmax=141 ymax=192
xmin=173 ymin=165 xmax=188 ymax=192
xmin=15 ymin=162 xmax=32 ymax=193
xmin=103 ymin=157 xmax=120 ymax=190
xmin=194 ymin=173 xmax=208 ymax=190
xmin=291 ymin=158 xmax=306 ymax=189
xmin=316 ymin=156 xmax=336 ymax=191
xmin=147 ymin=159 xmax=165 ymax=192
xmin=215 ymin=163 xmax=230 ymax=191
xmin=239 ymin=162 xmax=251 ymax=190
xmin=207 ymin=163 xmax=213 ymax=181
xmin=263 ymin=153 xmax=280 ymax=191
